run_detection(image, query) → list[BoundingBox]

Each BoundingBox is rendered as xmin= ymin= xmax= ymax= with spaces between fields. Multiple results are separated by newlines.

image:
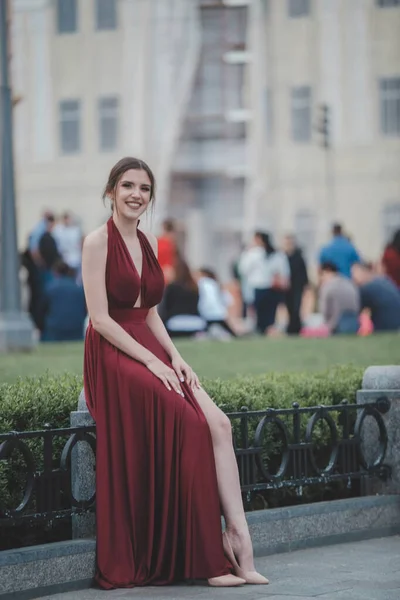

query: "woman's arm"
xmin=82 ymin=228 xmax=184 ymax=394
xmin=144 ymin=232 xmax=200 ymax=389
xmin=146 ymin=306 xmax=181 ymax=359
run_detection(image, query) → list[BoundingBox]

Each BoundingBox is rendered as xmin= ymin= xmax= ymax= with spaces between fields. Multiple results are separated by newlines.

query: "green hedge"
xmin=0 ymin=366 xmax=363 ymax=520
xmin=0 ymin=365 xmax=362 ymax=433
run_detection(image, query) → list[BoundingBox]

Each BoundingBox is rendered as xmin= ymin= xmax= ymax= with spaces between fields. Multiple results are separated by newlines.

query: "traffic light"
xmin=318 ymin=103 xmax=330 ymax=148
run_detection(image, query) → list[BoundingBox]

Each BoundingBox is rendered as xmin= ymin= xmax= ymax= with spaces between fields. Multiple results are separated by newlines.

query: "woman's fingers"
xmin=187 ymin=369 xmax=195 ymax=389
xmin=167 ymin=371 xmax=185 ymax=396
xmin=174 ymin=366 xmax=185 ymax=383
xmin=160 ymin=375 xmax=172 ymax=391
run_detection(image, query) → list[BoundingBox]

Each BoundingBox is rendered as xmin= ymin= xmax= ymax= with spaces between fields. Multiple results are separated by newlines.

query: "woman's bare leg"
xmin=192 ymin=386 xmax=257 ymax=572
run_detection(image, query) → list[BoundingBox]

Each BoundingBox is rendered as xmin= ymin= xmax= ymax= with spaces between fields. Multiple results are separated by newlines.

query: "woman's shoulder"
xmin=82 ymin=224 xmax=108 ymax=253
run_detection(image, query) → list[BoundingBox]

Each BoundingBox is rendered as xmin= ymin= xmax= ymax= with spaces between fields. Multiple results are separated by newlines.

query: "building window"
xmin=291 ymin=86 xmax=312 ymax=143
xmin=382 ymin=203 xmax=400 ymax=244
xmin=380 ymin=78 xmax=400 ymax=136
xmin=376 ymin=0 xmax=400 ymax=7
xmin=56 ymin=0 xmax=77 ymax=34
xmin=262 ymin=0 xmax=269 ymax=15
xmin=96 ymin=0 xmax=117 ymax=30
xmin=288 ymin=0 xmax=310 ymax=18
xmin=59 ymin=100 xmax=81 ymax=154
xmin=98 ymin=97 xmax=119 ymax=151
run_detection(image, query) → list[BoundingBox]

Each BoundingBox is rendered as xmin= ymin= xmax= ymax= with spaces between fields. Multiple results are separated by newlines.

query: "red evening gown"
xmin=84 ymin=218 xmax=231 ymax=589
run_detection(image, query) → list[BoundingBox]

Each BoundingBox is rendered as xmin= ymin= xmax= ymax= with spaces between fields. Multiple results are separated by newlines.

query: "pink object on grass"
xmin=300 ymin=324 xmax=331 ymax=338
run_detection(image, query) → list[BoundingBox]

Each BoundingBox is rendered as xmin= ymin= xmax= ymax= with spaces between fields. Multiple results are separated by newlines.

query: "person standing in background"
xmin=381 ymin=229 xmax=400 ymax=289
xmin=28 ymin=210 xmax=55 ymax=265
xmin=157 ymin=218 xmax=178 ymax=283
xmin=53 ymin=212 xmax=84 ymax=279
xmin=239 ymin=231 xmax=290 ymax=335
xmin=283 ymin=235 xmax=308 ymax=335
xmin=38 ymin=214 xmax=61 ymax=286
xmin=319 ymin=223 xmax=360 ymax=278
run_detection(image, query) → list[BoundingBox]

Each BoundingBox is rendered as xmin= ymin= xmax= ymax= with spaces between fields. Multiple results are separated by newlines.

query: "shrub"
xmin=0 ymin=366 xmax=364 ymax=539
xmin=0 ymin=365 xmax=363 ymax=434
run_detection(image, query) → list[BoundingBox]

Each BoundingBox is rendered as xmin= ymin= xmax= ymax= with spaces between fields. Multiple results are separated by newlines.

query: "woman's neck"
xmin=112 ymin=214 xmax=139 ymax=239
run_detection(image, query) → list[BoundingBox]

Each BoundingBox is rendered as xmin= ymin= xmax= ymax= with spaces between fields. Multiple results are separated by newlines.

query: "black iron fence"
xmin=0 ymin=424 xmax=96 ymax=527
xmin=0 ymin=397 xmax=391 ymax=532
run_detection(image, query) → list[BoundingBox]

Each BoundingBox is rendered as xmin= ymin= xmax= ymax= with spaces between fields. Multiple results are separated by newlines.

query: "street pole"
xmin=0 ymin=0 xmax=34 ymax=351
xmin=317 ymin=103 xmax=336 ymax=232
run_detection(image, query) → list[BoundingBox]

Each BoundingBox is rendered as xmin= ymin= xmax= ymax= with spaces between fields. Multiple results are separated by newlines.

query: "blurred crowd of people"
xmin=157 ymin=220 xmax=400 ymax=340
xmin=235 ymin=223 xmax=400 ymax=338
xmin=21 ymin=210 xmax=86 ymax=342
xmin=20 ymin=212 xmax=400 ymax=343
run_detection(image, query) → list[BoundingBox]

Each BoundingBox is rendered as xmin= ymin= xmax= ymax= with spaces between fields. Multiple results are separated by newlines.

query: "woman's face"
xmin=113 ymin=168 xmax=152 ymax=220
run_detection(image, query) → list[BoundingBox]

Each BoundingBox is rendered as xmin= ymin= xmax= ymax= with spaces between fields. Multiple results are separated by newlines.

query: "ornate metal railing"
xmin=0 ymin=424 xmax=96 ymax=527
xmin=230 ymin=397 xmax=391 ymax=504
xmin=0 ymin=398 xmax=391 ymax=530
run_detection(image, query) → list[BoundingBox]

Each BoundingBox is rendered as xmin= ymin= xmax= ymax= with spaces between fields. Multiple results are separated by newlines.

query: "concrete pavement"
xmin=39 ymin=536 xmax=400 ymax=600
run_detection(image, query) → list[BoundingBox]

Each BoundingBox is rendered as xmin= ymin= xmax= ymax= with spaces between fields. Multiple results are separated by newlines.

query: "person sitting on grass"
xmin=159 ymin=255 xmax=206 ymax=338
xmin=41 ymin=260 xmax=87 ymax=342
xmin=351 ymin=262 xmax=400 ymax=332
xmin=319 ymin=262 xmax=360 ymax=334
xmin=197 ymin=267 xmax=238 ymax=338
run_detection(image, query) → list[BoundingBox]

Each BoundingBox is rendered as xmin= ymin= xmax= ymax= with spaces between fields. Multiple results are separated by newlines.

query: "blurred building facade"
xmin=243 ymin=0 xmax=400 ymax=270
xmin=11 ymin=0 xmax=201 ymax=244
xmin=10 ymin=0 xmax=400 ymax=279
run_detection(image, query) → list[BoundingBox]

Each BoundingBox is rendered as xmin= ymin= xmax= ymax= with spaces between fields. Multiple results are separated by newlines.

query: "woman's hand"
xmin=146 ymin=357 xmax=185 ymax=396
xmin=171 ymin=355 xmax=201 ymax=391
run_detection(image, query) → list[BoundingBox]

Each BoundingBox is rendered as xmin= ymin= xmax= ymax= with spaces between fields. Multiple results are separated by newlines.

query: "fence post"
xmin=357 ymin=365 xmax=400 ymax=495
xmin=70 ymin=389 xmax=96 ymax=539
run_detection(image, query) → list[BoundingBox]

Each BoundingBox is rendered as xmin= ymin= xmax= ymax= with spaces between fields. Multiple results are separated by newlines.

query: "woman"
xmin=160 ymin=254 xmax=206 ymax=337
xmin=197 ymin=267 xmax=237 ymax=337
xmin=382 ymin=229 xmax=400 ymax=288
xmin=82 ymin=157 xmax=268 ymax=589
xmin=239 ymin=231 xmax=289 ymax=334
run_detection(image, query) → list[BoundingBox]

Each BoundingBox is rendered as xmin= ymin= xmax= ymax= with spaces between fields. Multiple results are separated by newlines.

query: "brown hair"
xmin=102 ymin=157 xmax=156 ymax=210
xmin=174 ymin=255 xmax=198 ymax=293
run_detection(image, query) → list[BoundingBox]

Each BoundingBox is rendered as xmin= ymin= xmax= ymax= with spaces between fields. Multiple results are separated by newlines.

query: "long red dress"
xmin=84 ymin=218 xmax=231 ymax=589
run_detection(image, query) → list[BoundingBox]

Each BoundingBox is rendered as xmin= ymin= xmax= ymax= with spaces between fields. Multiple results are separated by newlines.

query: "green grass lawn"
xmin=0 ymin=333 xmax=398 ymax=383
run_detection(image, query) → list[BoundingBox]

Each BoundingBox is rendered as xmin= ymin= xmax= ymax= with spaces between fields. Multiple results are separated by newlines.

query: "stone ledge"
xmin=1 ymin=495 xmax=399 ymax=599
xmin=0 ymin=539 xmax=95 ymax=567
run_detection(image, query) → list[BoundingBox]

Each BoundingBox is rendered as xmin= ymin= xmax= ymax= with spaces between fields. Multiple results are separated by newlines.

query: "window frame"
xmin=290 ymin=85 xmax=312 ymax=143
xmin=95 ymin=0 xmax=118 ymax=31
xmin=376 ymin=0 xmax=400 ymax=8
xmin=56 ymin=0 xmax=77 ymax=34
xmin=379 ymin=77 xmax=400 ymax=137
xmin=98 ymin=96 xmax=120 ymax=152
xmin=288 ymin=0 xmax=311 ymax=18
xmin=59 ymin=99 xmax=81 ymax=155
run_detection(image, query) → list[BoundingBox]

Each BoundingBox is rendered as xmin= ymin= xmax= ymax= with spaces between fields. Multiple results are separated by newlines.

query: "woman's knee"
xmin=210 ymin=412 xmax=233 ymax=445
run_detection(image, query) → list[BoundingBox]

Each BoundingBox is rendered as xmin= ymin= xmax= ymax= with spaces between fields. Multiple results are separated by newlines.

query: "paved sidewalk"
xmin=40 ymin=536 xmax=400 ymax=600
